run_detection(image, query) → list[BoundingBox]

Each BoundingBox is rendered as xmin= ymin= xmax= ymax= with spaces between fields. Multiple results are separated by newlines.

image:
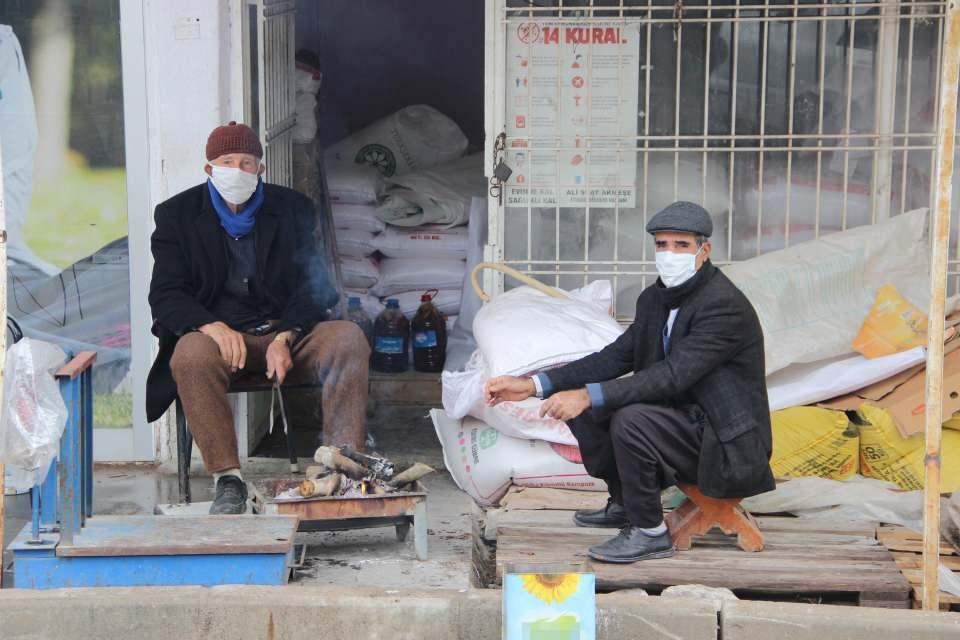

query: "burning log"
xmin=299 ymin=473 xmax=342 ymax=498
xmin=341 ymin=446 xmax=395 ymax=480
xmin=388 ymin=463 xmax=435 ymax=488
xmin=313 ymin=446 xmax=368 ymax=481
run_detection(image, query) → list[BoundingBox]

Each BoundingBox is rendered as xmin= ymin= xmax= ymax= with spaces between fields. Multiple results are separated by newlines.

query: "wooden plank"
xmin=878 ymin=527 xmax=957 ymax=555
xmin=55 ymin=515 xmax=299 ymax=557
xmin=495 ymin=527 xmax=910 ymax=596
xmin=54 ymin=351 xmax=98 ymax=380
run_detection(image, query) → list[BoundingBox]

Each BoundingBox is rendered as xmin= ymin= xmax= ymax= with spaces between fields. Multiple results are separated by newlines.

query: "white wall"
xmin=123 ymin=0 xmax=247 ymax=464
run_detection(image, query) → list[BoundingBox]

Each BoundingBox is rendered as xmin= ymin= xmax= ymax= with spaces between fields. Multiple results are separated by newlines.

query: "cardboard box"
xmin=820 ymin=346 xmax=960 ymax=438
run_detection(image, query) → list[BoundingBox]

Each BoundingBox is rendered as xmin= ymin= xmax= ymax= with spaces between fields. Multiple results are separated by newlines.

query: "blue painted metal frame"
xmin=14 ymin=547 xmax=294 ymax=589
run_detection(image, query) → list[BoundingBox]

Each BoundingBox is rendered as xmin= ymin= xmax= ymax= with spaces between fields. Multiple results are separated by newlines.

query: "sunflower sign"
xmin=503 ymin=564 xmax=595 ymax=640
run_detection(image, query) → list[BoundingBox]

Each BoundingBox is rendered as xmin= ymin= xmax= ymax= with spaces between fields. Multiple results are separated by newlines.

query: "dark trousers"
xmin=568 ymin=403 xmax=703 ymax=528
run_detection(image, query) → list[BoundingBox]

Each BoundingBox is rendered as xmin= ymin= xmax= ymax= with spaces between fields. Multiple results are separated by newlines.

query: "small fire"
xmin=361 ymin=481 xmax=367 ymax=497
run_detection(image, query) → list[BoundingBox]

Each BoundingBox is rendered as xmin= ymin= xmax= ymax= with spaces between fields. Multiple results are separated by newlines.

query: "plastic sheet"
xmin=0 ymin=338 xmax=68 ymax=490
xmin=742 ymin=475 xmax=924 ymax=530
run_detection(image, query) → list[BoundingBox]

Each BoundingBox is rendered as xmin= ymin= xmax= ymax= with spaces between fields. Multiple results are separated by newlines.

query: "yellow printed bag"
xmin=859 ymin=404 xmax=960 ymax=492
xmin=770 ymin=407 xmax=859 ymax=480
xmin=852 ymin=284 xmax=928 ymax=359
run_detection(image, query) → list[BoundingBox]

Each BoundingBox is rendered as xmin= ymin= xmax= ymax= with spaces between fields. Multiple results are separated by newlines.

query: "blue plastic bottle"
xmin=372 ymin=299 xmax=409 ymax=373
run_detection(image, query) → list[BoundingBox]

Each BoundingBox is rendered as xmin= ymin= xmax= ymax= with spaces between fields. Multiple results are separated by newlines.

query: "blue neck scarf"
xmin=207 ymin=178 xmax=264 ymax=239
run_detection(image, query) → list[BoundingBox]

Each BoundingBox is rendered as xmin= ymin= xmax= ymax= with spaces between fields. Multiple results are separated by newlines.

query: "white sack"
xmin=327 ymin=163 xmax=384 ymax=205
xmin=432 ymin=409 xmax=605 ymax=507
xmin=293 ymin=91 xmax=318 ymax=144
xmin=326 ymin=104 xmax=468 ymax=177
xmin=376 ymin=154 xmax=486 ymax=227
xmin=391 ymin=288 xmax=462 ymax=318
xmin=723 ymin=208 xmax=932 ymax=374
xmin=373 ymin=258 xmax=465 ymax=298
xmin=742 ymin=475 xmax=923 ymax=530
xmin=374 ymin=225 xmax=469 ymax=260
xmin=339 ymin=257 xmax=381 ymax=290
xmin=445 ymin=197 xmax=489 ymax=372
xmin=442 ymin=352 xmax=578 ymax=445
xmin=332 ymin=203 xmax=386 ymax=234
xmin=0 ymin=338 xmax=68 ymax=490
xmin=473 ymin=279 xmax=623 ymax=377
xmin=334 ymin=228 xmax=377 ymax=258
xmin=766 ymin=346 xmax=926 ymax=411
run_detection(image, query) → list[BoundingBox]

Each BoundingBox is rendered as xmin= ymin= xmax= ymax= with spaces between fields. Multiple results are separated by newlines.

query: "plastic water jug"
xmin=372 ymin=299 xmax=409 ymax=373
xmin=412 ymin=289 xmax=447 ymax=373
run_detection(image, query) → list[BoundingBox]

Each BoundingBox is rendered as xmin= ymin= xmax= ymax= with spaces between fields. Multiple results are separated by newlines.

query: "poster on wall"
xmin=505 ymin=22 xmax=640 ymax=208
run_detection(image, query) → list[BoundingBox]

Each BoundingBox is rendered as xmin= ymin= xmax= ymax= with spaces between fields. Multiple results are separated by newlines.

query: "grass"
xmin=94 ymin=392 xmax=133 ymax=429
xmin=23 ymin=156 xmax=128 ymax=268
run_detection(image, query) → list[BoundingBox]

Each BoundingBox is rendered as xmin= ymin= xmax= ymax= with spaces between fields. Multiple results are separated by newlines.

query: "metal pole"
xmin=923 ymin=0 xmax=960 ymax=611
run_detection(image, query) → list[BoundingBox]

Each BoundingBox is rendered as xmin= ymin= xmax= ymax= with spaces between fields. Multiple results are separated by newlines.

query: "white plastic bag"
xmin=0 ymin=338 xmax=68 ymax=489
xmin=327 ymin=163 xmax=384 ymax=205
xmin=473 ymin=280 xmax=623 ymax=377
xmin=334 ymin=228 xmax=377 ymax=258
xmin=332 ymin=204 xmax=386 ymax=234
xmin=373 ymin=225 xmax=469 ymax=260
xmin=326 ymin=105 xmax=468 ymax=177
xmin=339 ymin=256 xmax=381 ymax=290
xmin=442 ymin=351 xmax=578 ymax=445
xmin=432 ymin=409 xmax=605 ymax=507
xmin=373 ymin=258 xmax=465 ymax=298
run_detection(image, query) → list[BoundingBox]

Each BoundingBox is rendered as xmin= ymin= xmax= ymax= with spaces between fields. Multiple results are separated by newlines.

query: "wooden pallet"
xmin=878 ymin=525 xmax=960 ymax=610
xmin=490 ymin=489 xmax=911 ymax=608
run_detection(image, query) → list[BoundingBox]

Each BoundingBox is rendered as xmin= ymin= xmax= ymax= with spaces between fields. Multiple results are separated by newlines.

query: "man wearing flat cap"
xmin=485 ymin=201 xmax=773 ymax=563
xmin=148 ymin=121 xmax=370 ymax=515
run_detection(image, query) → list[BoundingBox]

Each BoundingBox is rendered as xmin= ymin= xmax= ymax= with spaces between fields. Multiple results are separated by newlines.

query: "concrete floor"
xmin=2 ymin=404 xmax=475 ymax=589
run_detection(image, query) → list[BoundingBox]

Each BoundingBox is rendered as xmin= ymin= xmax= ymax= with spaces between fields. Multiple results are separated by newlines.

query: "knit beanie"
xmin=205 ymin=121 xmax=263 ymax=161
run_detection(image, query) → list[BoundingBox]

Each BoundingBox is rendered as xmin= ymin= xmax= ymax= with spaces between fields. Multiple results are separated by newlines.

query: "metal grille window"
xmin=486 ymin=0 xmax=950 ymax=319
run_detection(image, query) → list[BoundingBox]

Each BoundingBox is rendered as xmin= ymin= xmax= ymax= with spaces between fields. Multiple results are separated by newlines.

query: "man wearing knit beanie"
xmin=147 ymin=121 xmax=370 ymax=514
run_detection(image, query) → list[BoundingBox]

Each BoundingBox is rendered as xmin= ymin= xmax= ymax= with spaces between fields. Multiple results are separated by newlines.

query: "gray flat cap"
xmin=645 ymin=201 xmax=713 ymax=238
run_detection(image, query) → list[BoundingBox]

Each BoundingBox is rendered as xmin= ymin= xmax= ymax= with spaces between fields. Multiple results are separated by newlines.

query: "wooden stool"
xmin=665 ymin=483 xmax=764 ymax=552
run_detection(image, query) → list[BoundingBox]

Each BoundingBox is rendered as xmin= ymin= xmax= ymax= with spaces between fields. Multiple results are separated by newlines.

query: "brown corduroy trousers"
xmin=170 ymin=320 xmax=370 ymax=473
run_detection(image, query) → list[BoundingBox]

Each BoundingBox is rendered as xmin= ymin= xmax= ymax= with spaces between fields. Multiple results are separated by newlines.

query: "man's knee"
xmin=170 ymin=332 xmax=223 ymax=377
xmin=311 ymin=320 xmax=371 ymax=361
xmin=610 ymin=404 xmax=657 ymax=444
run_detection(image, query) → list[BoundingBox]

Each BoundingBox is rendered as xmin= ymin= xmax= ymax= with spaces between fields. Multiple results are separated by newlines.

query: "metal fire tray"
xmin=249 ymin=478 xmax=429 ymax=560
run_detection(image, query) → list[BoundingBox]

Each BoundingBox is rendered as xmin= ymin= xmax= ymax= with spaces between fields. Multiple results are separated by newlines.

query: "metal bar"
xmin=842 ymin=8 xmax=857 ymax=229
xmin=901 ymin=7 xmax=917 ymax=217
xmin=0 ymin=84 xmax=6 ymax=587
xmin=641 ymin=0 xmax=653 ymax=290
xmin=502 ymin=13 xmax=936 ymax=25
xmin=30 ymin=487 xmax=41 ymax=542
xmin=40 ymin=459 xmax=58 ymax=525
xmin=756 ymin=0 xmax=771 ymax=256
xmin=83 ymin=367 xmax=94 ymax=520
xmin=504 ymin=1 xmax=942 ymax=13
xmin=815 ymin=6 xmax=827 ymax=238
xmin=785 ymin=14 xmax=799 ymax=248
xmin=703 ymin=4 xmax=713 ymax=209
xmin=922 ymin=0 xmax=960 ymax=612
xmin=58 ymin=377 xmax=82 ymax=545
xmin=674 ymin=9 xmax=683 ymax=202
xmin=727 ymin=13 xmax=740 ymax=262
xmin=871 ymin=0 xmax=901 ymax=223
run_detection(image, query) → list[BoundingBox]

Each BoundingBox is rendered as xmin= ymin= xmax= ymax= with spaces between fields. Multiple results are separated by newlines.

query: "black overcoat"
xmin=146 ymin=183 xmax=337 ymax=421
xmin=546 ymin=263 xmax=776 ymax=499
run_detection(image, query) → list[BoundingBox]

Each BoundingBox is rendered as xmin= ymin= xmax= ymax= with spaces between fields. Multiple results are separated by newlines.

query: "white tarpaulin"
xmin=724 ymin=208 xmax=933 ymax=374
xmin=766 ymin=347 xmax=926 ymax=411
xmin=504 ymin=22 xmax=640 ymax=208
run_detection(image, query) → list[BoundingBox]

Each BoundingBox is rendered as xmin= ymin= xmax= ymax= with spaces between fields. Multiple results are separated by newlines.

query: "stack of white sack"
xmin=328 ymin=165 xmax=385 ymax=290
xmin=436 ymin=280 xmax=623 ymax=506
xmin=292 ymin=66 xmax=322 ymax=144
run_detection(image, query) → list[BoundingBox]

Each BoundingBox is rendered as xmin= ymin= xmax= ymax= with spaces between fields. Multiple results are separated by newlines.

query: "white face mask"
xmin=655 ymin=247 xmax=702 ymax=288
xmin=209 ymin=165 xmax=259 ymax=205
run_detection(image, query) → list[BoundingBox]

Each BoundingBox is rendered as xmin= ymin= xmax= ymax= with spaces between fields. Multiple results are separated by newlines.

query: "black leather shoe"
xmin=573 ymin=499 xmax=629 ymax=528
xmin=587 ymin=527 xmax=674 ymax=563
xmin=209 ymin=476 xmax=248 ymax=515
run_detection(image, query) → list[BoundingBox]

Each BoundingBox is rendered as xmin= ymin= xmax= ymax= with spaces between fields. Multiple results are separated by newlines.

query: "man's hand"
xmin=539 ymin=389 xmax=591 ymax=422
xmin=266 ymin=333 xmax=294 ymax=384
xmin=199 ymin=321 xmax=247 ymax=372
xmin=484 ymin=375 xmax=536 ymax=406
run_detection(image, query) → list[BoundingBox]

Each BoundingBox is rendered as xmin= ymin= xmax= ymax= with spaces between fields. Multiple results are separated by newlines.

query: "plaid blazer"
xmin=546 ymin=263 xmax=776 ymax=499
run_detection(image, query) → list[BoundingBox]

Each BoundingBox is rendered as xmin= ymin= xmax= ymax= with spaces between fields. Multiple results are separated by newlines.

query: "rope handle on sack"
xmin=470 ymin=262 xmax=569 ymax=302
